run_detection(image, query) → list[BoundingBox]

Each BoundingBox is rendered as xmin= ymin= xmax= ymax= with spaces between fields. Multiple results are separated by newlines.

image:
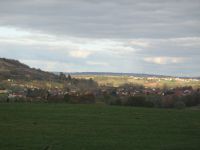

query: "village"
xmin=0 ymin=81 xmax=197 ymax=98
xmin=0 ymin=77 xmax=199 ymax=108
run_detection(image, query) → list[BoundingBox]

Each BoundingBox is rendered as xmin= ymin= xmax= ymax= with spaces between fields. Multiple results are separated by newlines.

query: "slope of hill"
xmin=0 ymin=58 xmax=59 ymax=80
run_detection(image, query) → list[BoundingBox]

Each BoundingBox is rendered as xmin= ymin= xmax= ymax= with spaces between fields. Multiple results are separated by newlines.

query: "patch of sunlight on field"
xmin=73 ymin=75 xmax=200 ymax=88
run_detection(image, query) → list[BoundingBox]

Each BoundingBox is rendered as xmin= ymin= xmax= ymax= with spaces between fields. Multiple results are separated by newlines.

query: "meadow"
xmin=74 ymin=75 xmax=200 ymax=88
xmin=0 ymin=103 xmax=200 ymax=150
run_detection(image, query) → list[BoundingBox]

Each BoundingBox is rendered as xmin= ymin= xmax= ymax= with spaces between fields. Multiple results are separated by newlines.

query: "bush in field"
xmin=109 ymin=95 xmax=155 ymax=107
xmin=161 ymin=95 xmax=176 ymax=108
xmin=0 ymin=83 xmax=7 ymax=90
xmin=47 ymin=95 xmax=64 ymax=103
xmin=124 ymin=96 xmax=146 ymax=107
xmin=27 ymin=88 xmax=48 ymax=99
xmin=66 ymin=95 xmax=79 ymax=104
xmin=144 ymin=100 xmax=155 ymax=107
xmin=0 ymin=94 xmax=8 ymax=103
xmin=103 ymin=93 xmax=121 ymax=105
xmin=64 ymin=93 xmax=95 ymax=104
xmin=12 ymin=97 xmax=27 ymax=103
xmin=64 ymin=94 xmax=71 ymax=103
xmin=59 ymin=72 xmax=67 ymax=80
xmin=174 ymin=100 xmax=186 ymax=109
xmin=79 ymin=93 xmax=95 ymax=104
xmin=106 ymin=97 xmax=121 ymax=105
xmin=145 ymin=95 xmax=162 ymax=108
xmin=182 ymin=93 xmax=200 ymax=107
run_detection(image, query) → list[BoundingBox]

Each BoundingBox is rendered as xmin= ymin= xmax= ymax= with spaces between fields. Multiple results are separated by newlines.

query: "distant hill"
xmin=64 ymin=72 xmax=171 ymax=78
xmin=0 ymin=58 xmax=59 ymax=80
xmin=64 ymin=72 xmax=199 ymax=80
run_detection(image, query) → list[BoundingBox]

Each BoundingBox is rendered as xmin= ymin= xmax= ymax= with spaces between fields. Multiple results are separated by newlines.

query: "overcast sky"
xmin=0 ymin=0 xmax=200 ymax=77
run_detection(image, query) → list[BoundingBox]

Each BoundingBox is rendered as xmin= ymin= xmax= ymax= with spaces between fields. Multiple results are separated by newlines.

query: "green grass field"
xmin=0 ymin=104 xmax=200 ymax=150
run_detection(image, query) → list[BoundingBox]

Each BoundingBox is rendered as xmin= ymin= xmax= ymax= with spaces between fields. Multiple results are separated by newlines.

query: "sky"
xmin=0 ymin=0 xmax=200 ymax=77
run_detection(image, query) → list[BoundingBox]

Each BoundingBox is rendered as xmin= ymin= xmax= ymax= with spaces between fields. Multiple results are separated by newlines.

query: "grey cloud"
xmin=0 ymin=0 xmax=200 ymax=38
xmin=126 ymin=37 xmax=200 ymax=57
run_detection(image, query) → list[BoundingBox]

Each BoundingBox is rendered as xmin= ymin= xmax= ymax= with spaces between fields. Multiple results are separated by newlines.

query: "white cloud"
xmin=86 ymin=61 xmax=109 ymax=66
xmin=168 ymin=37 xmax=200 ymax=47
xmin=0 ymin=26 xmax=136 ymax=55
xmin=128 ymin=40 xmax=150 ymax=48
xmin=0 ymin=26 xmax=31 ymax=37
xmin=144 ymin=57 xmax=185 ymax=65
xmin=69 ymin=50 xmax=92 ymax=58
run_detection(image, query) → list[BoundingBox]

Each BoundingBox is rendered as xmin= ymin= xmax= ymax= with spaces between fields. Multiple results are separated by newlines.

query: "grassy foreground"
xmin=0 ymin=104 xmax=200 ymax=150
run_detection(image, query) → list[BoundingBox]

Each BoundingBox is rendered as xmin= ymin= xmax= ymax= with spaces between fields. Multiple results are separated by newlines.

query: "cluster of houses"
xmin=0 ymin=83 xmax=199 ymax=102
xmin=0 ymin=86 xmax=95 ymax=101
xmin=0 ymin=88 xmax=26 ymax=99
xmin=100 ymin=86 xmax=197 ymax=98
xmin=133 ymin=76 xmax=199 ymax=82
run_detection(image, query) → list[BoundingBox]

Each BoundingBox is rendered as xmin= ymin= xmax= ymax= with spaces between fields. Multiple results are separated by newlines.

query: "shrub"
xmin=145 ymin=95 xmax=162 ymax=108
xmin=13 ymin=97 xmax=27 ymax=103
xmin=174 ymin=101 xmax=186 ymax=109
xmin=27 ymin=89 xmax=48 ymax=99
xmin=64 ymin=93 xmax=96 ymax=104
xmin=107 ymin=97 xmax=121 ymax=105
xmin=79 ymin=93 xmax=95 ymax=104
xmin=161 ymin=96 xmax=175 ymax=108
xmin=0 ymin=94 xmax=8 ymax=103
xmin=124 ymin=96 xmax=146 ymax=107
xmin=144 ymin=100 xmax=154 ymax=107
xmin=182 ymin=93 xmax=200 ymax=107
xmin=64 ymin=94 xmax=71 ymax=103
xmin=47 ymin=95 xmax=64 ymax=103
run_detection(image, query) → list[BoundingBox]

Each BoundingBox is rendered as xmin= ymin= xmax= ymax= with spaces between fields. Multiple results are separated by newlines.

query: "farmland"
xmin=0 ymin=103 xmax=199 ymax=150
xmin=73 ymin=75 xmax=200 ymax=88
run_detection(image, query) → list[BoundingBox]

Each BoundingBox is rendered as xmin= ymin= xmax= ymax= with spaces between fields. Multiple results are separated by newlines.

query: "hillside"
xmin=0 ymin=58 xmax=59 ymax=80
